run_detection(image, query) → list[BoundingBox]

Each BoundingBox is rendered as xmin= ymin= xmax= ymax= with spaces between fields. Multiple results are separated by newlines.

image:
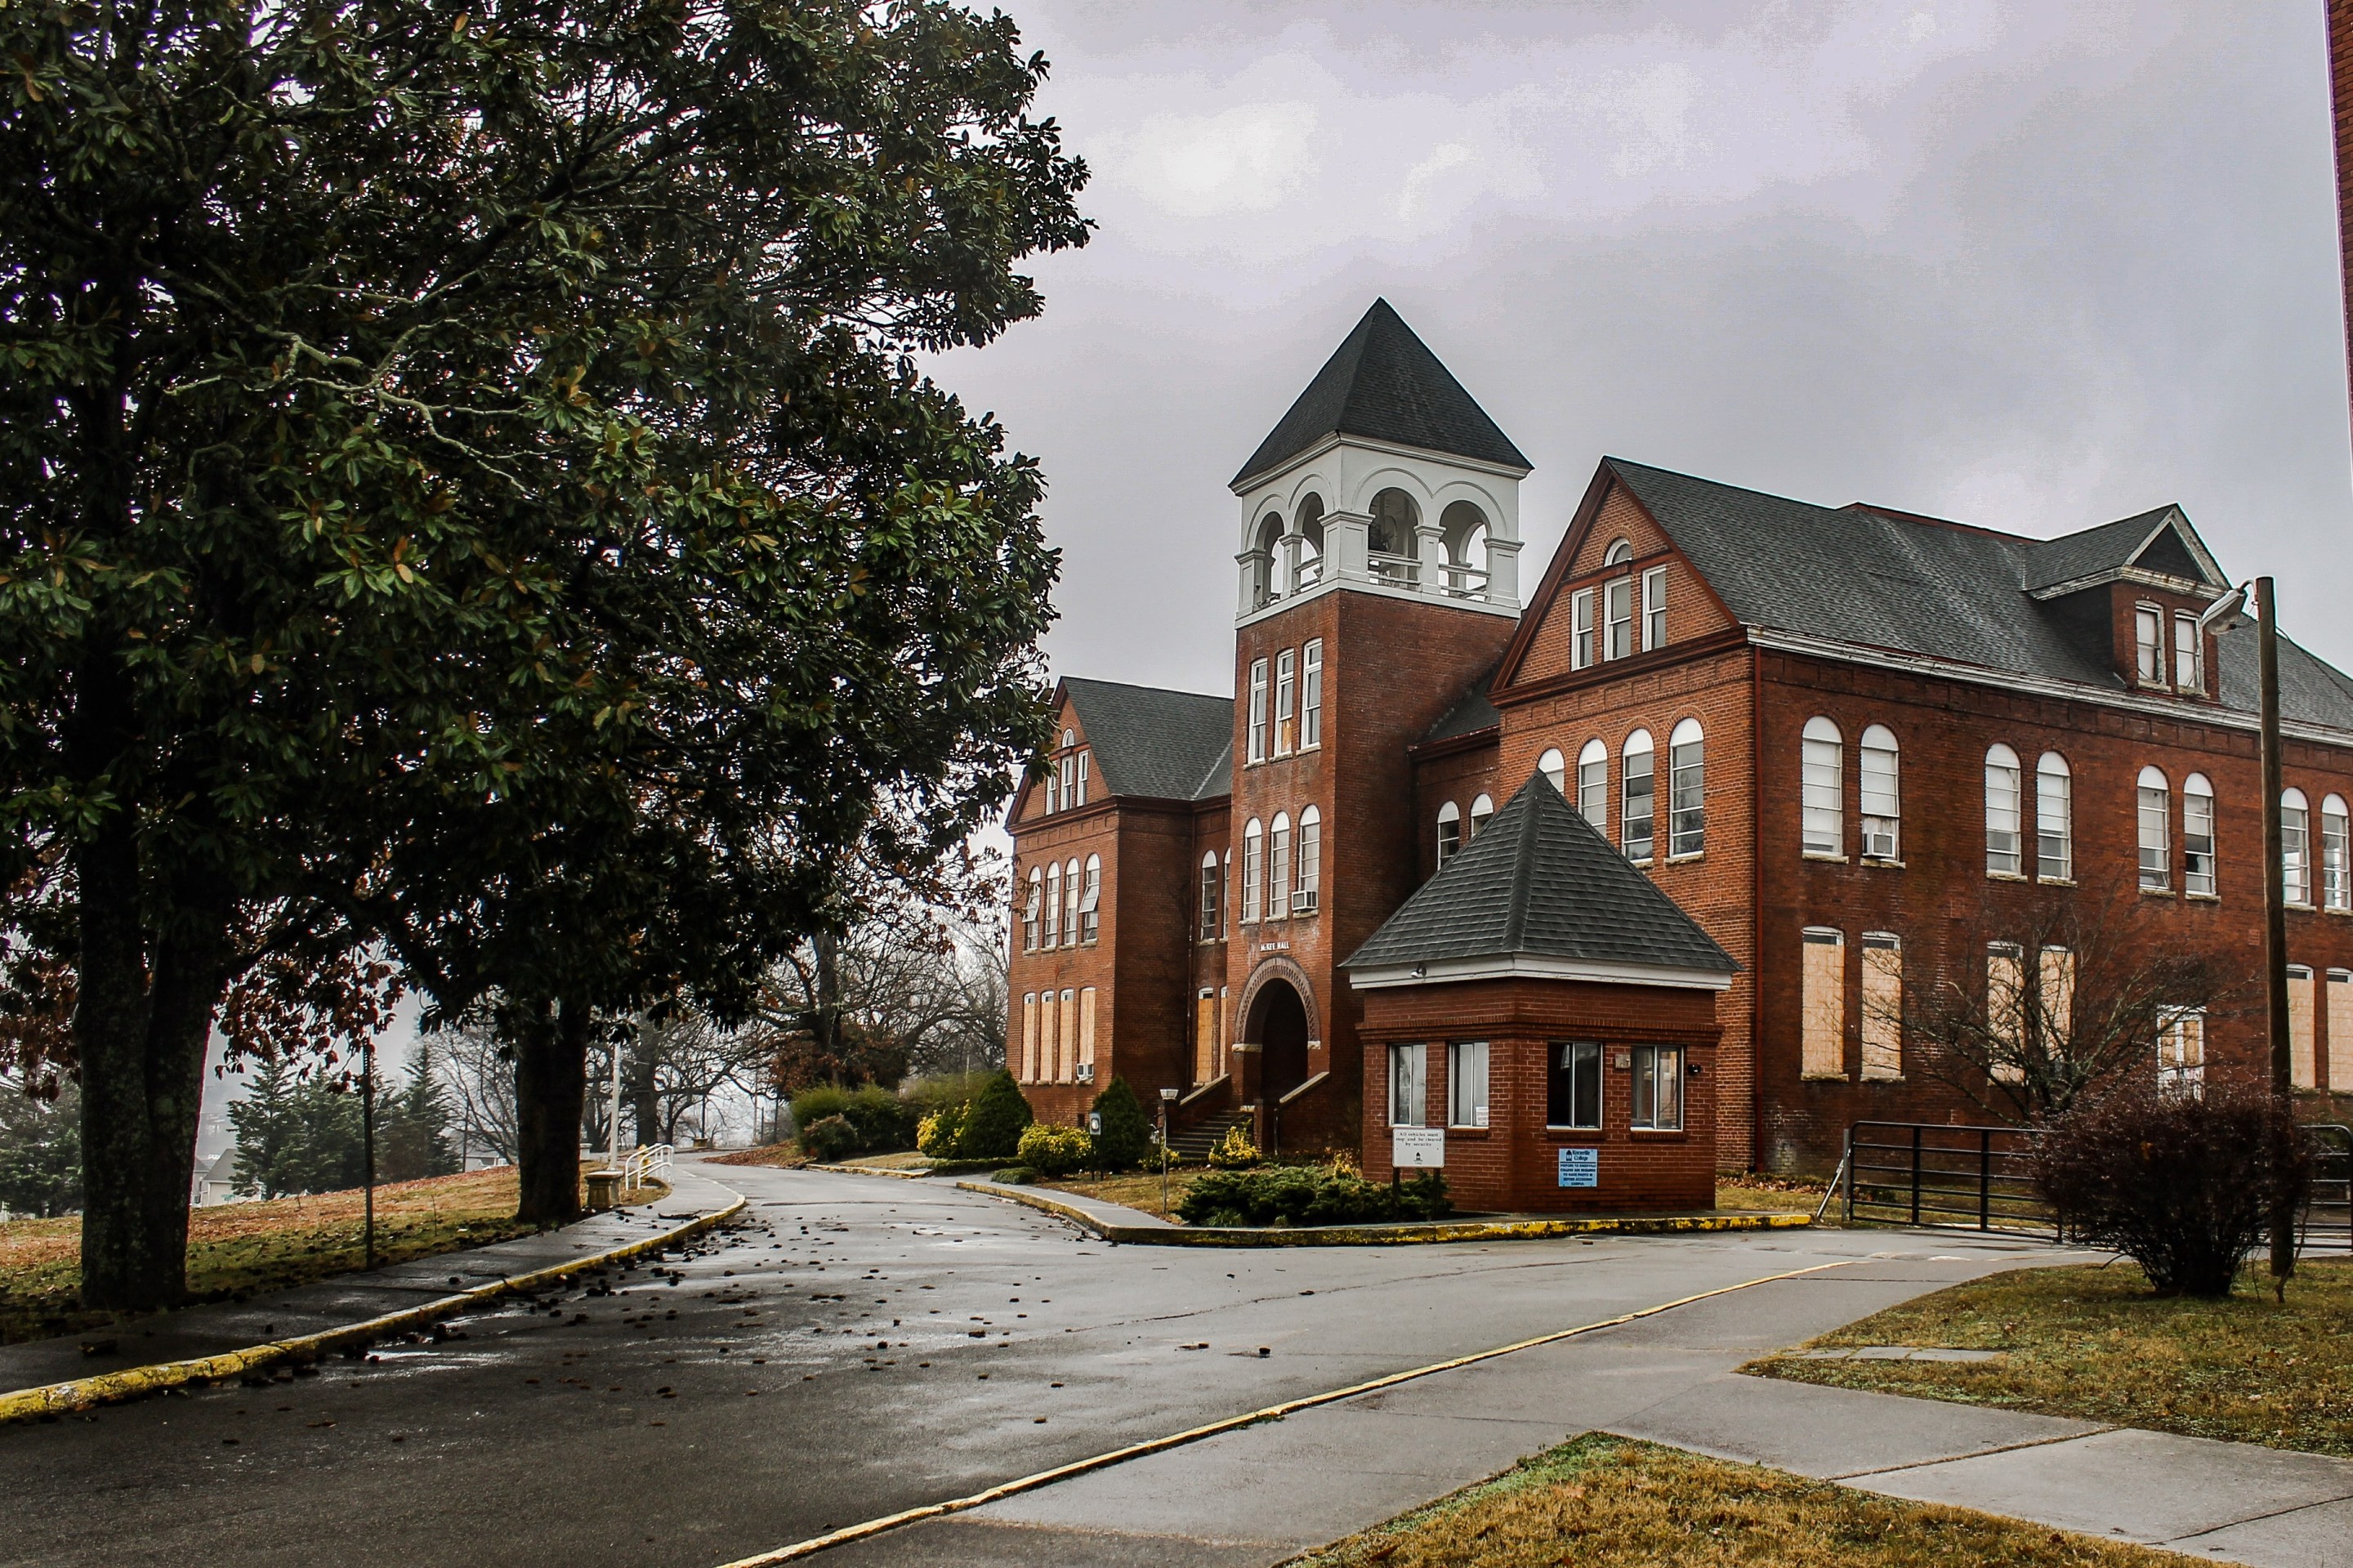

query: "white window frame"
xmin=1570 ymin=588 xmax=1596 ymax=670
xmin=1549 ymin=1040 xmax=1602 ymax=1130
xmin=1435 ymin=802 xmax=1462 ymax=870
xmin=2284 ymin=788 xmax=2311 ymax=907
xmin=2157 ymin=1007 xmax=2204 ymax=1098
xmin=1199 ymin=851 xmax=1221 ymax=940
xmin=1604 ymin=575 xmax=1634 ymax=661
xmin=1022 ymin=869 xmax=1042 ymax=952
xmin=1668 ymin=717 xmax=1703 ymax=858
xmin=1469 ymin=793 xmax=1494 ymax=838
xmin=1043 ymin=861 xmax=1060 ymax=947
xmin=1630 ymin=1044 xmax=1684 ymax=1131
xmin=1241 ymin=819 xmax=1263 ymax=922
xmin=1860 ymin=724 xmax=1899 ymax=860
xmin=1246 ymin=659 xmax=1268 ymax=765
xmin=1622 ymin=730 xmax=1654 ymax=864
xmin=1294 ymin=805 xmax=1321 ymax=914
xmin=1388 ymin=1043 xmax=1427 ymax=1128
xmin=1642 ymin=565 xmax=1668 ymax=650
xmin=2134 ymin=604 xmax=2163 ymax=686
xmin=1064 ymin=857 xmax=1081 ymax=947
xmin=1078 ymin=854 xmax=1101 ymax=943
xmin=2172 ymin=611 xmax=2201 ymax=692
xmin=1538 ymin=748 xmax=1566 ymax=795
xmin=1801 ymin=717 xmax=1842 ymax=858
xmin=1268 ymin=812 xmax=1291 ymax=921
xmin=1074 ymin=748 xmax=1088 ymax=806
xmin=2036 ymin=753 xmax=2071 ymax=882
xmin=1447 ymin=1041 xmax=1490 ymax=1128
xmin=1985 ymin=744 xmax=2023 ymax=877
xmin=1300 ymin=640 xmax=1324 ymax=750
xmin=1274 ymin=648 xmax=1296 ymax=757
xmin=2136 ymin=766 xmax=2170 ymax=891
xmin=2183 ymin=773 xmax=2217 ymax=897
xmin=2323 ymin=793 xmax=2350 ymax=912
xmin=1576 ymin=739 xmax=1607 ymax=832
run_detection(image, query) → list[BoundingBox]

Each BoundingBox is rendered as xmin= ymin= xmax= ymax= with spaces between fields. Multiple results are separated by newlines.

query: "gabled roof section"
xmin=1061 ymin=677 xmax=1234 ymax=802
xmin=1230 ymin=300 xmax=1531 ymax=490
xmin=1422 ymin=663 xmax=1501 ymax=744
xmin=1592 ymin=459 xmax=2353 ymax=735
xmin=2020 ymin=503 xmax=2224 ymax=596
xmin=1342 ymin=773 xmax=1736 ymax=978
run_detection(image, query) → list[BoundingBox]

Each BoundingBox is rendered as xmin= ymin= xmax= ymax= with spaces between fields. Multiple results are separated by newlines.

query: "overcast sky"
xmin=935 ymin=0 xmax=2353 ymax=698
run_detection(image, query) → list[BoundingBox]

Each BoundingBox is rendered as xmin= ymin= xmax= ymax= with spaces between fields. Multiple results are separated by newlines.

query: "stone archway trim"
xmin=1235 ymin=954 xmax=1321 ymax=1047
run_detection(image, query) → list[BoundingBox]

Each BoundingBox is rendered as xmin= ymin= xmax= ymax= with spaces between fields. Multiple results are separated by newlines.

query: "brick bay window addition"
xmin=1860 ymin=725 xmax=1900 ymax=860
xmin=1800 ymin=717 xmax=1842 ymax=858
xmin=1667 ymin=718 xmax=1703 ymax=858
xmin=1985 ymin=744 xmax=2025 ymax=877
xmin=1621 ymin=729 xmax=1655 ymax=864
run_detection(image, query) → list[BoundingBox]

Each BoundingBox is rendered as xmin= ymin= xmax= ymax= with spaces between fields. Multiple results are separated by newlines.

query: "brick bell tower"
xmin=1221 ymin=299 xmax=1531 ymax=1154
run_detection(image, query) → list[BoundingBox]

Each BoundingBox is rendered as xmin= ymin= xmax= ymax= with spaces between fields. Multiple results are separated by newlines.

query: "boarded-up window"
xmin=1987 ymin=943 xmax=2025 ymax=1083
xmin=1078 ymin=988 xmax=1097 ymax=1074
xmin=1021 ymin=993 xmax=1038 ymax=1083
xmin=2289 ymin=966 xmax=2317 ymax=1090
xmin=1861 ymin=934 xmax=1901 ymax=1082
xmin=1195 ymin=990 xmax=1217 ymax=1083
xmin=1802 ymin=928 xmax=1845 ymax=1079
xmin=1036 ymin=992 xmax=1056 ymax=1083
xmin=1218 ymin=988 xmax=1230 ymax=1079
xmin=2330 ymin=971 xmax=2353 ymax=1092
xmin=2158 ymin=1008 xmax=2204 ymax=1097
xmin=2039 ymin=946 xmax=2076 ymax=1043
xmin=1060 ymin=989 xmax=1078 ymax=1082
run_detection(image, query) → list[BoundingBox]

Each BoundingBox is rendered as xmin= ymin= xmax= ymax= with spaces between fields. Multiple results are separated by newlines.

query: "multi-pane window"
xmin=1577 ymin=739 xmax=1608 ymax=830
xmin=1547 ymin=1041 xmax=1603 ymax=1129
xmin=2157 ymin=1007 xmax=2204 ymax=1098
xmin=2172 ymin=612 xmax=2201 ymax=692
xmin=1631 ymin=1045 xmax=1683 ymax=1130
xmin=1058 ymin=730 xmax=1075 ymax=811
xmin=2284 ymin=788 xmax=2311 ymax=906
xmin=1267 ymin=813 xmax=1291 ymax=920
xmin=1605 ymin=575 xmax=1634 ymax=660
xmin=1642 ymin=565 xmax=1668 ymax=650
xmin=1301 ymin=640 xmax=1324 ymax=748
xmin=2183 ymin=774 xmax=2217 ymax=896
xmin=1043 ymin=759 xmax=1058 ymax=815
xmin=1199 ymin=853 xmax=1221 ymax=940
xmin=1801 ymin=717 xmax=1842 ymax=856
xmin=1246 ymin=659 xmax=1268 ymax=764
xmin=1241 ymin=819 xmax=1263 ymax=922
xmin=2134 ymin=605 xmax=2163 ymax=685
xmin=1388 ymin=1043 xmax=1427 ymax=1127
xmin=1860 ymin=724 xmax=1900 ymax=860
xmin=1448 ymin=1041 xmax=1489 ymax=1128
xmin=1075 ymin=748 xmax=1089 ymax=806
xmin=2136 ymin=766 xmax=2170 ymax=891
xmin=2036 ymin=753 xmax=2072 ymax=881
xmin=1064 ymin=857 xmax=1081 ymax=946
xmin=1861 ymin=933 xmax=1902 ymax=1081
xmin=1985 ymin=744 xmax=2024 ymax=876
xmin=1570 ymin=589 xmax=1596 ymax=669
xmin=1078 ymin=855 xmax=1101 ymax=943
xmin=2324 ymin=793 xmax=2351 ymax=911
xmin=1043 ymin=861 xmax=1061 ymax=946
xmin=1469 ymin=793 xmax=1494 ymax=838
xmin=1023 ymin=869 xmax=1042 ymax=952
xmin=1221 ymin=853 xmax=1230 ymax=938
xmin=1274 ymin=649 xmax=1296 ymax=756
xmin=1538 ymin=748 xmax=1566 ymax=795
xmin=1295 ymin=806 xmax=1321 ymax=914
xmin=1801 ymin=927 xmax=1844 ymax=1079
xmin=1621 ymin=730 xmax=1654 ymax=863
xmin=1668 ymin=718 xmax=1704 ymax=857
xmin=1435 ymin=802 xmax=1461 ymax=869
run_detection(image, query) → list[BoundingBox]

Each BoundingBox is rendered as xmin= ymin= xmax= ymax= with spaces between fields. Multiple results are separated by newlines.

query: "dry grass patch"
xmin=1039 ymin=1167 xmax=1204 ymax=1220
xmin=706 ymin=1142 xmax=807 ymax=1168
xmin=1714 ymin=1175 xmax=1828 ymax=1216
xmin=0 ymin=1165 xmax=663 ymax=1347
xmin=1288 ymin=1434 xmax=2184 ymax=1568
xmin=1744 ymin=1259 xmax=2353 ymax=1457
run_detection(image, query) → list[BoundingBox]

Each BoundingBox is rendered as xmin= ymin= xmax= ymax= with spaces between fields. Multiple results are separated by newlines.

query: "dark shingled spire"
xmin=1230 ymin=300 xmax=1531 ymax=489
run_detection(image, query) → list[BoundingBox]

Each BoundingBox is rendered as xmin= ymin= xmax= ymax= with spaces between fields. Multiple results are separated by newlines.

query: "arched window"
xmin=1296 ymin=805 xmax=1322 ymax=913
xmin=2183 ymin=773 xmax=2216 ymax=897
xmin=1860 ymin=725 xmax=1900 ymax=860
xmin=1023 ymin=868 xmax=1042 ymax=952
xmin=1668 ymin=718 xmax=1704 ymax=857
xmin=1469 ymin=793 xmax=1494 ymax=838
xmin=2035 ymin=753 xmax=2072 ymax=882
xmin=1293 ymin=494 xmax=1325 ymax=592
xmin=1064 ymin=858 xmax=1082 ymax=945
xmin=1079 ymin=854 xmax=1102 ymax=942
xmin=1221 ymin=851 xmax=1231 ymax=938
xmin=1252 ymin=511 xmax=1284 ymax=607
xmin=2323 ymin=793 xmax=2350 ymax=911
xmin=1268 ymin=812 xmax=1292 ymax=920
xmin=1985 ymin=744 xmax=2023 ymax=876
xmin=1576 ymin=739 xmax=1607 ymax=830
xmin=1241 ymin=819 xmax=1264 ymax=922
xmin=1436 ymin=801 xmax=1462 ymax=870
xmin=2136 ymin=766 xmax=2170 ymax=891
xmin=1621 ymin=730 xmax=1654 ymax=863
xmin=1538 ymin=748 xmax=1567 ymax=795
xmin=1043 ymin=860 xmax=1061 ymax=946
xmin=1604 ymin=538 xmax=1633 ymax=566
xmin=1439 ymin=500 xmax=1489 ymax=598
xmin=1368 ymin=488 xmax=1420 ymax=582
xmin=2284 ymin=787 xmax=2312 ymax=906
xmin=1801 ymin=717 xmax=1842 ymax=857
xmin=1199 ymin=851 xmax=1221 ymax=940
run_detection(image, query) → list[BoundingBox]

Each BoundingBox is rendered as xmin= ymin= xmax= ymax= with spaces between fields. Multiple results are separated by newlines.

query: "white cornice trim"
xmin=1746 ymin=628 xmax=2353 ymax=751
xmin=1346 ymin=954 xmax=1734 ymax=992
xmin=1236 ymin=576 xmax=1520 ymax=631
xmin=1230 ymin=431 xmax=1532 ymax=495
xmin=2026 ymin=565 xmax=2220 ymax=602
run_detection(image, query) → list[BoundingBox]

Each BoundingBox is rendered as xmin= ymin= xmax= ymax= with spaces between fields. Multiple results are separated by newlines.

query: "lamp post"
xmin=2199 ymin=578 xmax=2293 ymax=1289
xmin=1159 ymin=1087 xmax=1179 ymax=1218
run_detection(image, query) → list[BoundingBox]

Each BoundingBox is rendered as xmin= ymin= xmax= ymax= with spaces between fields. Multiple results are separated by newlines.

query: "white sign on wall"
xmin=1391 ymin=1127 xmax=1446 ymax=1169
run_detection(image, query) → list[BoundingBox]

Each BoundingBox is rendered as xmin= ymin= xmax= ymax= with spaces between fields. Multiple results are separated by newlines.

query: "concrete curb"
xmin=953 ymin=1180 xmax=1813 ymax=1246
xmin=0 ymin=1186 xmax=748 ymax=1424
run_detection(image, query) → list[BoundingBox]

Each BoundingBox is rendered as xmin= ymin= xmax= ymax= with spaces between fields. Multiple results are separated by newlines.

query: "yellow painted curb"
xmin=0 ymin=1189 xmax=747 ymax=1425
xmin=953 ymin=1180 xmax=1812 ymax=1247
xmin=713 ymin=1256 xmax=1863 ymax=1566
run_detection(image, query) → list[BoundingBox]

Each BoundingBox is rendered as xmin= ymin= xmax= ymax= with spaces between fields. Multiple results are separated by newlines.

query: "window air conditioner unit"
xmin=1075 ymin=1062 xmax=1095 ymax=1083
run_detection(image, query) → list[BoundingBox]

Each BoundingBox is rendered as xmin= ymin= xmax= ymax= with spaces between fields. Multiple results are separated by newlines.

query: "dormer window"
xmin=2133 ymin=605 xmax=2163 ymax=686
xmin=2172 ymin=612 xmax=2201 ymax=693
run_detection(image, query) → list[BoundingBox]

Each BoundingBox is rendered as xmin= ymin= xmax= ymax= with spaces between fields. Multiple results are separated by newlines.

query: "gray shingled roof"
xmin=2021 ymin=505 xmax=2188 ymax=592
xmin=1605 ymin=459 xmax=2353 ymax=735
xmin=1231 ymin=300 xmax=1531 ymax=489
xmin=1422 ymin=663 xmax=1501 ymax=744
xmin=1061 ymin=677 xmax=1235 ymax=802
xmin=1342 ymin=773 xmax=1738 ymax=976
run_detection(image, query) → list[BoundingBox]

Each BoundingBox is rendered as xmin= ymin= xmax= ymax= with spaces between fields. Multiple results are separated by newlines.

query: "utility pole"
xmin=2257 ymin=579 xmax=2294 ymax=1290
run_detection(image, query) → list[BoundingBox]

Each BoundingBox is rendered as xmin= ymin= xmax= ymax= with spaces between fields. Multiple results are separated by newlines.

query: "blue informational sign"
xmin=1557 ymin=1147 xmax=1599 ymax=1189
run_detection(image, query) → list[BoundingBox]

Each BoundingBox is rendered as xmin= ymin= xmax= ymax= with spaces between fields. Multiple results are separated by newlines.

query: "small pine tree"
xmin=1088 ymin=1077 xmax=1152 ymax=1172
xmin=378 ymin=1045 xmax=461 ymax=1182
xmin=956 ymin=1070 xmax=1034 ymax=1160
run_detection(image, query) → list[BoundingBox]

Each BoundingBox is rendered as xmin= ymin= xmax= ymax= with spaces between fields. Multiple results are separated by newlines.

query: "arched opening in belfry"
xmin=1368 ymin=488 xmax=1419 ymax=585
xmin=1439 ymin=499 xmax=1489 ymax=598
xmin=1293 ymin=494 xmax=1325 ymax=592
xmin=1248 ymin=979 xmax=1310 ymax=1104
xmin=1252 ymin=511 xmax=1284 ymax=607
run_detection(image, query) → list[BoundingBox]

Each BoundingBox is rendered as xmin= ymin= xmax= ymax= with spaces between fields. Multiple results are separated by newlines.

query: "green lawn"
xmin=1744 ymin=1259 xmax=2353 ymax=1456
xmin=1288 ymin=1434 xmax=2182 ymax=1567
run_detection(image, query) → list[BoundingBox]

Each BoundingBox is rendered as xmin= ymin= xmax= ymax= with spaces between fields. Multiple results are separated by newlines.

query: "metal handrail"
xmin=621 ymin=1143 xmax=674 ymax=1194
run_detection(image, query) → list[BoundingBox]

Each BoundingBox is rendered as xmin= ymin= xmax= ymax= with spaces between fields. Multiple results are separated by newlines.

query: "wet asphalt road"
xmin=0 ymin=1162 xmax=2052 ymax=1568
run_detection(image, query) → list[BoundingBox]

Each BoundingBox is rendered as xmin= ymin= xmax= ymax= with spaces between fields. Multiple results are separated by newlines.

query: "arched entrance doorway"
xmin=1248 ymin=980 xmax=1310 ymax=1104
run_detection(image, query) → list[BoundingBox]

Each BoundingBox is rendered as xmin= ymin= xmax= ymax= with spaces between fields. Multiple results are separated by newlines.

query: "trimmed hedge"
xmin=1176 ymin=1165 xmax=1451 ymax=1227
xmin=789 ymin=1084 xmax=918 ymax=1157
xmin=1016 ymin=1123 xmax=1093 ymax=1177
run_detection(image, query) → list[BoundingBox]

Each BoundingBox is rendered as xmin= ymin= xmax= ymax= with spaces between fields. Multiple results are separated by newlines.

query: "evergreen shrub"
xmin=916 ymin=1104 xmax=967 ymax=1158
xmin=798 ymin=1115 xmax=859 ymax=1164
xmin=956 ymin=1070 xmax=1034 ymax=1160
xmin=1176 ymin=1166 xmax=1450 ymax=1228
xmin=1088 ymin=1078 xmax=1153 ymax=1172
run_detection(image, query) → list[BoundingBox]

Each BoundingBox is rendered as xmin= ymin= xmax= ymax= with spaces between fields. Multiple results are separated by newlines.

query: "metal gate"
xmin=2303 ymin=1124 xmax=2352 ymax=1254
xmin=1840 ymin=1122 xmax=2053 ymax=1236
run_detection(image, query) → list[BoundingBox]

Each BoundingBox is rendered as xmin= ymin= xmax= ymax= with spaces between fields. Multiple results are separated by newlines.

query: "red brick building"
xmin=1008 ymin=301 xmax=2353 ymax=1175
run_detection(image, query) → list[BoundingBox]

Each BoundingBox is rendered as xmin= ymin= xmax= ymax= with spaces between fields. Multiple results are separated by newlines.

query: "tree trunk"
xmin=75 ymin=821 xmax=232 ymax=1312
xmin=513 ymin=998 xmax=588 ymax=1226
xmin=627 ymin=1040 xmax=661 ymax=1150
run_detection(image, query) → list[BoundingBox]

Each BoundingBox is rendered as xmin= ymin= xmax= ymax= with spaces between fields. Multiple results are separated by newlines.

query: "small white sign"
xmin=1391 ymin=1127 xmax=1446 ymax=1169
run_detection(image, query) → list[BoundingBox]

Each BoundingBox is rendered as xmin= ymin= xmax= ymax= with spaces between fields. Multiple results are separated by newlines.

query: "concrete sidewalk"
xmin=808 ymin=1239 xmax=2349 ymax=1568
xmin=0 ymin=1164 xmax=743 ymax=1408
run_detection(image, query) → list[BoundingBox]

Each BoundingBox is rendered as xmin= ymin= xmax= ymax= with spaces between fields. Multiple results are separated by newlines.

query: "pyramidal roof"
xmin=1230 ymin=300 xmax=1531 ymax=489
xmin=1342 ymin=772 xmax=1737 ymax=985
